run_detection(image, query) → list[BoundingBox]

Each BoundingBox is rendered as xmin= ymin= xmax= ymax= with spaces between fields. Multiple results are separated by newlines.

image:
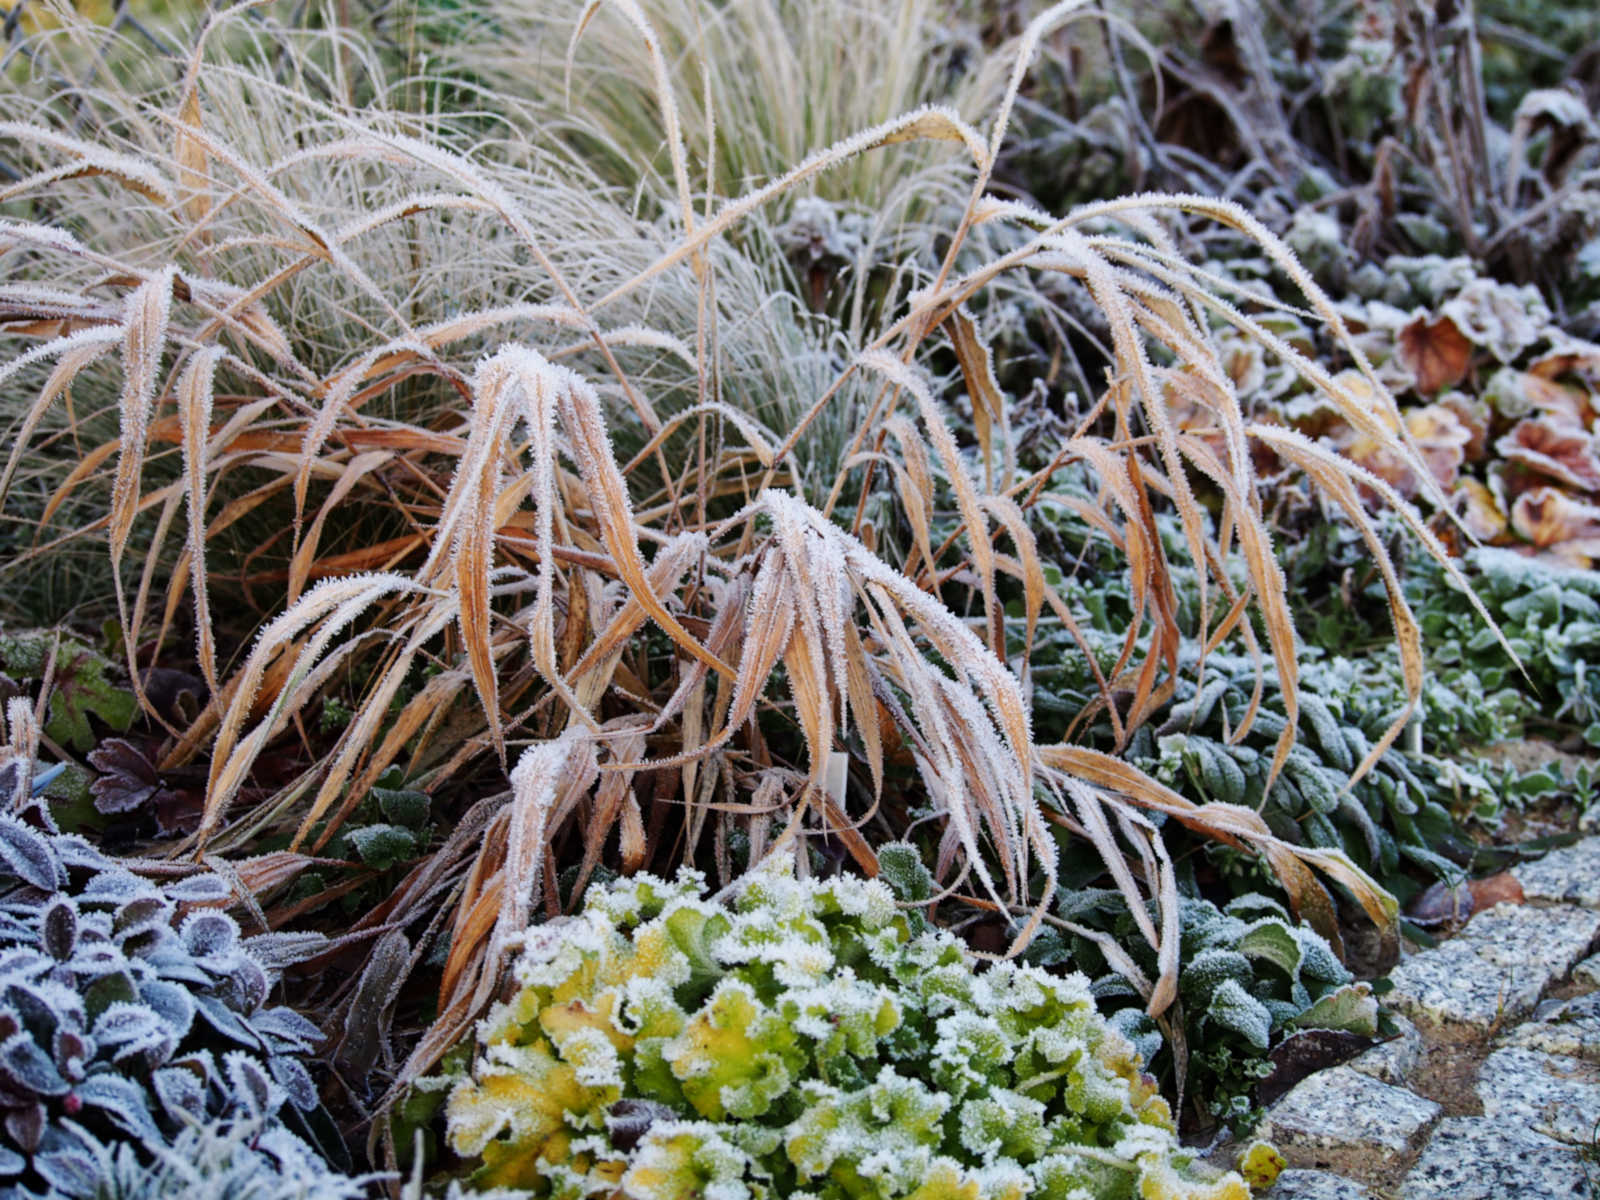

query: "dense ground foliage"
xmin=0 ymin=0 xmax=1597 ymax=1195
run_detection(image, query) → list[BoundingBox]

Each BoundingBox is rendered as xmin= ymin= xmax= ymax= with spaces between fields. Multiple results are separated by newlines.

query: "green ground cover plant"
xmin=414 ymin=859 xmax=1252 ymax=1199
xmin=0 ymin=799 xmax=347 ymax=1197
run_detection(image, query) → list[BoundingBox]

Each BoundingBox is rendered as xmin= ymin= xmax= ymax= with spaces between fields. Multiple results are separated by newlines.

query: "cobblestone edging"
xmin=1260 ymin=835 xmax=1600 ymax=1199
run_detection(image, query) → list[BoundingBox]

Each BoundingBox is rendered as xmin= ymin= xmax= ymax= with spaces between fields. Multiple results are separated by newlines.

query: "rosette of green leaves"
xmin=424 ymin=861 xmax=1251 ymax=1200
xmin=1026 ymin=888 xmax=1376 ymax=1126
xmin=0 ymin=813 xmax=340 ymax=1198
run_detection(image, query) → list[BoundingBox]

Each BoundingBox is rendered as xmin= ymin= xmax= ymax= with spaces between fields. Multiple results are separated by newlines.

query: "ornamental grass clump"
xmin=424 ymin=861 xmax=1249 ymax=1199
xmin=0 ymin=0 xmax=1507 ymax=1108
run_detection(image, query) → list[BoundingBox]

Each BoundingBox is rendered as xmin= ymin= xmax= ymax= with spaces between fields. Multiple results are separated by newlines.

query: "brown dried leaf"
xmin=1397 ymin=313 xmax=1472 ymax=395
xmin=1511 ymin=486 xmax=1600 ymax=563
xmin=1497 ymin=416 xmax=1600 ymax=492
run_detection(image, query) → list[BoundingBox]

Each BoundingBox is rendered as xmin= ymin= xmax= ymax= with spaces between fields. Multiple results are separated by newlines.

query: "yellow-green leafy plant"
xmin=420 ymin=859 xmax=1251 ymax=1199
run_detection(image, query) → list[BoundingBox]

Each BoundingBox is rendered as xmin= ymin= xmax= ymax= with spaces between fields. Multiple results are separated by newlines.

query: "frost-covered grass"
xmin=0 ymin=3 xmax=1507 ymax=1174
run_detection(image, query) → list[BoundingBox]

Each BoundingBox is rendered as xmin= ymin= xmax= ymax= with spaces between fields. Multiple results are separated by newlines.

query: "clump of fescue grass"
xmin=0 ymin=0 xmax=1507 ymax=1116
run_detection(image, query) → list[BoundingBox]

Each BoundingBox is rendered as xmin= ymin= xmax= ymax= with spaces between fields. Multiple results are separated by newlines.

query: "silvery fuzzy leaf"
xmin=137 ymin=979 xmax=196 ymax=1041
xmin=252 ymin=1006 xmax=323 ymax=1055
xmin=0 ymin=914 xmax=32 ymax=942
xmin=92 ymin=1002 xmax=175 ymax=1066
xmin=78 ymin=870 xmax=151 ymax=908
xmin=3 ymin=1101 xmax=45 ymax=1153
xmin=32 ymin=1124 xmax=100 ymax=1198
xmin=0 ymin=1032 xmax=68 ymax=1096
xmin=0 ymin=947 xmax=50 ymax=981
xmin=5 ymin=978 xmax=84 ymax=1041
xmin=0 ymin=1141 xmax=24 ymax=1177
xmin=151 ymin=1063 xmax=205 ymax=1122
xmin=219 ymin=957 xmax=268 ymax=1015
xmin=61 ymin=943 xmax=127 ymax=989
xmin=36 ymin=1148 xmax=102 ymax=1196
xmin=141 ymin=939 xmax=211 ymax=985
xmin=76 ymin=1074 xmax=160 ymax=1142
xmin=0 ymin=816 xmax=60 ymax=891
xmin=269 ymin=1054 xmax=318 ymax=1111
xmin=72 ymin=909 xmax=114 ymax=939
xmin=193 ymin=994 xmax=262 ymax=1049
xmin=51 ymin=1029 xmax=88 ymax=1083
xmin=111 ymin=896 xmax=171 ymax=942
xmin=41 ymin=900 xmax=77 ymax=961
xmin=180 ymin=911 xmax=239 ymax=961
xmin=223 ymin=1051 xmax=283 ymax=1119
xmin=167 ymin=1047 xmax=218 ymax=1083
xmin=163 ymin=874 xmax=232 ymax=904
xmin=50 ymin=837 xmax=112 ymax=874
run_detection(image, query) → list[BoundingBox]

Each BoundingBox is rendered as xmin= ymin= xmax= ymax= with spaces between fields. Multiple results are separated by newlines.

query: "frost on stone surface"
xmin=433 ymin=859 xmax=1250 ymax=1198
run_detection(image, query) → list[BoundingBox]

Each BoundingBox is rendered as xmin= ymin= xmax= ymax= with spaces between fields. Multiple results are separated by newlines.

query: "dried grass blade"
xmin=176 ymin=347 xmax=220 ymax=695
xmin=861 ymin=350 xmax=1003 ymax=659
xmin=0 ymin=333 xmax=117 ymax=508
xmin=109 ymin=268 xmax=176 ymax=565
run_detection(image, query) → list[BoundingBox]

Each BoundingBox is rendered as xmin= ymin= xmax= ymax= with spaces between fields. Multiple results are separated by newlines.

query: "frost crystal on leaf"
xmin=433 ymin=861 xmax=1249 ymax=1198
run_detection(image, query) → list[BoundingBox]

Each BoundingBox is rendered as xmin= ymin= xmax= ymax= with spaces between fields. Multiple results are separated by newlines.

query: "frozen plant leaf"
xmin=1511 ymin=487 xmax=1600 ymax=565
xmin=373 ymin=784 xmax=431 ymax=829
xmin=1439 ymin=279 xmax=1551 ymax=365
xmin=1496 ymin=417 xmax=1600 ymax=493
xmin=87 ymin=739 xmax=163 ymax=816
xmin=40 ymin=641 xmax=137 ymax=754
xmin=344 ymin=824 xmax=418 ymax=871
xmin=434 ymin=862 xmax=1247 ymax=1198
xmin=1205 ymin=979 xmax=1273 ymax=1051
xmin=1290 ymin=984 xmax=1379 ymax=1035
xmin=1397 ymin=313 xmax=1471 ymax=394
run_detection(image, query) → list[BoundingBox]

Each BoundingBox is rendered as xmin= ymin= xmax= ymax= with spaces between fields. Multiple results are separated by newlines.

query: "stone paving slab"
xmin=1503 ymin=990 xmax=1600 ymax=1061
xmin=1399 ymin=1117 xmax=1590 ymax=1199
xmin=1266 ymin=1168 xmax=1375 ymax=1198
xmin=1514 ymin=836 xmax=1600 ymax=908
xmin=1574 ymin=950 xmax=1600 ymax=988
xmin=1346 ymin=1012 xmax=1422 ymax=1087
xmin=1477 ymin=1045 xmax=1600 ymax=1145
xmin=1256 ymin=1066 xmax=1439 ymax=1157
xmin=1384 ymin=902 xmax=1600 ymax=1027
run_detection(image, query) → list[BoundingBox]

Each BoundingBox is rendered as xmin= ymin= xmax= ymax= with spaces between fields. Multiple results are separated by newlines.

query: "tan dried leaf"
xmin=1397 ymin=313 xmax=1472 ymax=395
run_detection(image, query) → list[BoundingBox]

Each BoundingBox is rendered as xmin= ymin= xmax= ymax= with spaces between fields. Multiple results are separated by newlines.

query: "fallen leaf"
xmin=1260 ymin=1029 xmax=1380 ymax=1105
xmin=1468 ymin=871 xmax=1525 ymax=911
xmin=1336 ymin=402 xmax=1469 ymax=497
xmin=1407 ymin=871 xmax=1524 ymax=929
xmin=1511 ymin=486 xmax=1600 ymax=564
xmin=1496 ymin=416 xmax=1600 ymax=492
xmin=1398 ymin=313 xmax=1472 ymax=394
xmin=1452 ymin=479 xmax=1508 ymax=543
xmin=1440 ymin=278 xmax=1551 ymax=364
